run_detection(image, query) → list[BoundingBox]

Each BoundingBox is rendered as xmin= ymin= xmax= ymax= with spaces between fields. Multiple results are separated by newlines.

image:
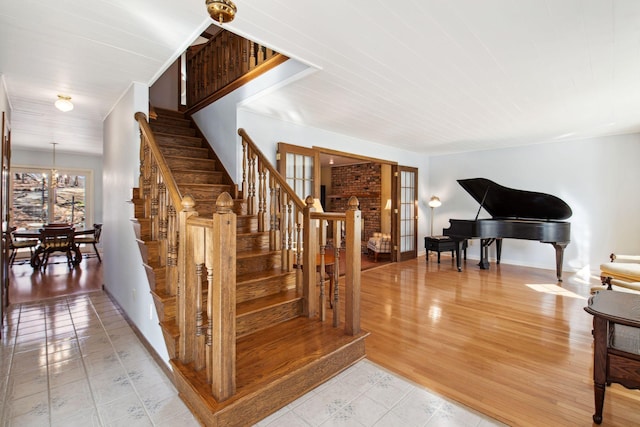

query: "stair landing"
xmin=171 ymin=316 xmax=368 ymax=427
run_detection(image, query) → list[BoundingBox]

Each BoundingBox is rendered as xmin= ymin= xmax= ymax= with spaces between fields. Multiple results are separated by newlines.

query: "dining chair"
xmin=74 ymin=223 xmax=102 ymax=262
xmin=39 ymin=226 xmax=76 ymax=270
xmin=5 ymin=227 xmax=39 ymax=265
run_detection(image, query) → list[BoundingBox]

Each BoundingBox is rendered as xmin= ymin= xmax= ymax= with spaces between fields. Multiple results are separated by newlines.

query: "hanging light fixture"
xmin=50 ymin=142 xmax=59 ymax=188
xmin=55 ymin=95 xmax=74 ymax=112
xmin=205 ymin=0 xmax=237 ymax=24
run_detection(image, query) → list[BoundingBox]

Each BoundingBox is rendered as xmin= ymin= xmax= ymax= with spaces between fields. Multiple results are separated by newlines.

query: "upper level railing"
xmin=186 ymin=30 xmax=286 ymax=112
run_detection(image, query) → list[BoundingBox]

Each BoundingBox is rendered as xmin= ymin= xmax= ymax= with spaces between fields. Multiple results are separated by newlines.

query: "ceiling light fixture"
xmin=55 ymin=95 xmax=73 ymax=112
xmin=205 ymin=0 xmax=237 ymax=24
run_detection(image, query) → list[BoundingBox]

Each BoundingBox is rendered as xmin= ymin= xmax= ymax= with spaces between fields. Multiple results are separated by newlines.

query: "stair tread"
xmin=236 ymin=288 xmax=300 ymax=316
xmin=155 ymin=133 xmax=202 ymax=142
xmin=165 ymin=154 xmax=215 ymax=160
xmin=172 ymin=317 xmax=368 ymax=415
xmin=236 ymin=318 xmax=368 ymax=384
xmin=172 ymin=167 xmax=219 ymax=173
xmin=176 ymin=186 xmax=231 ymax=192
xmin=236 ymin=248 xmax=279 ymax=259
xmin=178 ymin=182 xmax=227 ymax=187
xmin=236 ymin=267 xmax=292 ymax=284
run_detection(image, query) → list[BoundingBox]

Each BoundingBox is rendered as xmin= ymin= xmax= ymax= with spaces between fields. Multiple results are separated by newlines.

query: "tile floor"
xmin=0 ymin=291 xmax=505 ymax=427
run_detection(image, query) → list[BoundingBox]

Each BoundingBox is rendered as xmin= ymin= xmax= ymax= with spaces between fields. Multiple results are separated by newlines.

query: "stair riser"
xmin=237 ymin=216 xmax=257 ymax=233
xmin=133 ymin=220 xmax=151 ymax=241
xmin=160 ymin=325 xmax=178 ymax=359
xmin=153 ymin=108 xmax=186 ymax=119
xmin=138 ymin=240 xmax=159 ymax=265
xmin=151 ymin=292 xmax=176 ymax=322
xmin=150 ymin=123 xmax=196 ymax=136
xmin=179 ymin=183 xmax=231 ymax=199
xmin=166 ymin=157 xmax=217 ymax=171
xmin=156 ymin=134 xmax=203 ymax=148
xmin=234 ymin=200 xmax=248 ymax=216
xmin=237 ymin=233 xmax=269 ymax=252
xmin=236 ymin=274 xmax=296 ymax=303
xmin=237 ymin=252 xmax=281 ymax=276
xmin=173 ymin=171 xmax=221 ymax=185
xmin=161 ymin=146 xmax=210 ymax=158
xmin=236 ymin=299 xmax=302 ymax=338
xmin=133 ymin=202 xmax=145 ymax=218
xmin=154 ymin=116 xmax=191 ymax=128
xmin=143 ymin=264 xmax=166 ymax=293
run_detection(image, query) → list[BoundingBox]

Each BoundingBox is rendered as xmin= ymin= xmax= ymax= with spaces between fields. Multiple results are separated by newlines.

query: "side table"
xmin=424 ymin=236 xmax=467 ymax=268
xmin=584 ymin=290 xmax=640 ymax=424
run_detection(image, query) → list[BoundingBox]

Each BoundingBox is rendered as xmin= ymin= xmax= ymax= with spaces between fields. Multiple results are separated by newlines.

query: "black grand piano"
xmin=443 ymin=178 xmax=572 ymax=281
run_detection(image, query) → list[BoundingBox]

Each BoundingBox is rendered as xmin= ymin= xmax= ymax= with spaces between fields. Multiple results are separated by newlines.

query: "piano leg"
xmin=454 ymin=241 xmax=462 ymax=272
xmin=496 ymin=239 xmax=502 ymax=264
xmin=479 ymin=238 xmax=491 ymax=269
xmin=551 ymin=242 xmax=568 ymax=282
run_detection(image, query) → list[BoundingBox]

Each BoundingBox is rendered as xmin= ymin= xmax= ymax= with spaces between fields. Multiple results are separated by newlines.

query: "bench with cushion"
xmin=367 ymin=233 xmax=391 ymax=262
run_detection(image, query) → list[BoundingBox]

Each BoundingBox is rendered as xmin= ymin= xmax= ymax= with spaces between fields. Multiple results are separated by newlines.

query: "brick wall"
xmin=329 ymin=163 xmax=381 ymax=241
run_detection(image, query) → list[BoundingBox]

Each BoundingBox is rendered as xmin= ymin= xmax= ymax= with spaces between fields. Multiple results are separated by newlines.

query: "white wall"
xmin=428 ymin=133 xmax=640 ymax=277
xmin=103 ymin=82 xmax=170 ymax=367
xmin=11 ymin=148 xmax=104 ymax=225
xmin=150 ymin=59 xmax=180 ymax=111
xmin=0 ymin=75 xmax=10 ymax=123
xmin=192 ymin=59 xmax=311 ymax=182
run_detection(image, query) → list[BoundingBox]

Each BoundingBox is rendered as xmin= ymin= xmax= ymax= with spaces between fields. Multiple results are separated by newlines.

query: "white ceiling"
xmin=3 ymin=0 xmax=640 ymax=157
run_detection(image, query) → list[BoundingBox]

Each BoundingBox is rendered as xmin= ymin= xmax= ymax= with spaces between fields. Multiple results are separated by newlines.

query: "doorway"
xmin=277 ymin=143 xmax=419 ymax=264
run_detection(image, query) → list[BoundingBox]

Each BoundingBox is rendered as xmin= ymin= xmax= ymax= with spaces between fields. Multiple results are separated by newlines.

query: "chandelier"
xmin=205 ymin=0 xmax=237 ymax=24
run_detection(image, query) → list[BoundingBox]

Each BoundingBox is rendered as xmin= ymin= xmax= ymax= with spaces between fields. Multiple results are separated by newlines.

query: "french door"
xmin=277 ymin=143 xmax=320 ymax=201
xmin=393 ymin=166 xmax=418 ymax=261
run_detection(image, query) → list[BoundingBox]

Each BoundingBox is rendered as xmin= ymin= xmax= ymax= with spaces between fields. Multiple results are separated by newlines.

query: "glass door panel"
xmin=395 ymin=166 xmax=418 ymax=261
xmin=278 ymin=144 xmax=320 ymax=201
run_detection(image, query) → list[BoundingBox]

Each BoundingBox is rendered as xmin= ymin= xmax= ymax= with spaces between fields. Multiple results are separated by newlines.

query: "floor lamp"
xmin=428 ymin=196 xmax=441 ymax=236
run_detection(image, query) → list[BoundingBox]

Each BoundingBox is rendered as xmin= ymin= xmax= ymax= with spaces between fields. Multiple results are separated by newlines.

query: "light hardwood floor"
xmin=360 ymin=253 xmax=640 ymax=426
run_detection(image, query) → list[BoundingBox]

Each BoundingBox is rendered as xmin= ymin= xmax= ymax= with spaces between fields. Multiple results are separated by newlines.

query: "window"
xmin=11 ymin=167 xmax=91 ymax=230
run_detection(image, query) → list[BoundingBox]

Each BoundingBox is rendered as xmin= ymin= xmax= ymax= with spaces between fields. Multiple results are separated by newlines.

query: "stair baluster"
xmin=133 ymin=114 xmax=365 ymax=424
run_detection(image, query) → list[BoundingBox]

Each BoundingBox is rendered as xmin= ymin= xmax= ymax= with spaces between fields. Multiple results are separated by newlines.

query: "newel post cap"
xmin=216 ymin=192 xmax=234 ymax=213
xmin=182 ymin=195 xmax=196 ymax=211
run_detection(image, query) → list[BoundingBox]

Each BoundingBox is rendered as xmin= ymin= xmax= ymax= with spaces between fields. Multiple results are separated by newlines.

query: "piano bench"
xmin=425 ymin=236 xmax=467 ymax=264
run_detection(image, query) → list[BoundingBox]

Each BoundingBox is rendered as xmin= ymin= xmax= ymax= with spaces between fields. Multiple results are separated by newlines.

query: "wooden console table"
xmin=584 ymin=290 xmax=640 ymax=424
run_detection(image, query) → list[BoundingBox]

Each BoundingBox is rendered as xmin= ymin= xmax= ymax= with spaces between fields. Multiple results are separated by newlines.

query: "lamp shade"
xmin=55 ymin=95 xmax=73 ymax=112
xmin=428 ymin=196 xmax=442 ymax=208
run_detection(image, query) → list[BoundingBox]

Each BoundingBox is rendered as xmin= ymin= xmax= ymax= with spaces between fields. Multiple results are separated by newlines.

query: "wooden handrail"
xmin=237 ymin=128 xmax=305 ymax=211
xmin=135 ymin=112 xmax=183 ymax=210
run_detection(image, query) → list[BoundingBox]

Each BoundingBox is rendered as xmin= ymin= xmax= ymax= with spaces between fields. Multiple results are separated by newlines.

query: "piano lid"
xmin=457 ymin=178 xmax=572 ymax=220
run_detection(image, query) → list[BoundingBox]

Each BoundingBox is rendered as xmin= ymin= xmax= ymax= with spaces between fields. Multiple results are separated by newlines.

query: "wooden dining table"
xmin=12 ymin=227 xmax=94 ymax=268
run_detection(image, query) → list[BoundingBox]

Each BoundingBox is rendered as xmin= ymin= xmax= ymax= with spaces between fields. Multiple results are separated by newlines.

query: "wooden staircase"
xmin=132 ymin=108 xmax=367 ymax=426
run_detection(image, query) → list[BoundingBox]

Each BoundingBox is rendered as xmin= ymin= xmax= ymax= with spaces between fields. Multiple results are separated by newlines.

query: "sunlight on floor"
xmin=526 ymin=283 xmax=587 ymax=300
